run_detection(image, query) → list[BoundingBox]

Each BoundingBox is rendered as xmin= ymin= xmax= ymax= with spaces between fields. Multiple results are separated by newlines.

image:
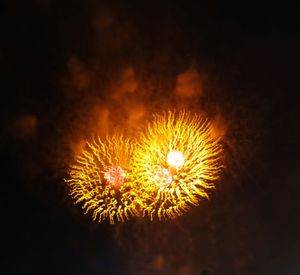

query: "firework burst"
xmin=66 ymin=133 xmax=139 ymax=224
xmin=132 ymin=110 xmax=223 ymax=220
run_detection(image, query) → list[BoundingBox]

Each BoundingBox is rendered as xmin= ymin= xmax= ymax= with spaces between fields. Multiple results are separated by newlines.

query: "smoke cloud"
xmin=12 ymin=114 xmax=38 ymax=140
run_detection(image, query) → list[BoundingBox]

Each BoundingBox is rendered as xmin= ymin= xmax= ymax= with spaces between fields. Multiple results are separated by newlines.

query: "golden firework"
xmin=66 ymin=133 xmax=139 ymax=224
xmin=132 ymin=110 xmax=223 ymax=220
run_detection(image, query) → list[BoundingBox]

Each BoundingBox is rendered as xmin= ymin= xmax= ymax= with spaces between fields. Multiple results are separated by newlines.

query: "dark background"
xmin=1 ymin=1 xmax=300 ymax=274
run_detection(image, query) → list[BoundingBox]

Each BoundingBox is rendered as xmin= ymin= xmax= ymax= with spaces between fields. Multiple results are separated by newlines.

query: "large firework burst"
xmin=66 ymin=133 xmax=139 ymax=224
xmin=132 ymin=110 xmax=223 ymax=220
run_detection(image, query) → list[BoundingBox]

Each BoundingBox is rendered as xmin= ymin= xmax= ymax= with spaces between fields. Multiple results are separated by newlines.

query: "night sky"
xmin=2 ymin=1 xmax=300 ymax=274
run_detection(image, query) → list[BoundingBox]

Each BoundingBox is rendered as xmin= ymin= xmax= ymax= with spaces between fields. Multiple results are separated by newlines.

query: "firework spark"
xmin=132 ymin=110 xmax=223 ymax=220
xmin=66 ymin=133 xmax=139 ymax=224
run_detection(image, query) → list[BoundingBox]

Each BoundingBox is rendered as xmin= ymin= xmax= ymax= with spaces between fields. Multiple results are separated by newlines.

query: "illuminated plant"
xmin=132 ymin=110 xmax=223 ymax=220
xmin=66 ymin=133 xmax=139 ymax=224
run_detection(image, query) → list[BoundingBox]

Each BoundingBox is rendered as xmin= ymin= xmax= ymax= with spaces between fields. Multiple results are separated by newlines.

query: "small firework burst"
xmin=66 ymin=133 xmax=139 ymax=224
xmin=103 ymin=165 xmax=126 ymax=188
xmin=132 ymin=110 xmax=223 ymax=220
